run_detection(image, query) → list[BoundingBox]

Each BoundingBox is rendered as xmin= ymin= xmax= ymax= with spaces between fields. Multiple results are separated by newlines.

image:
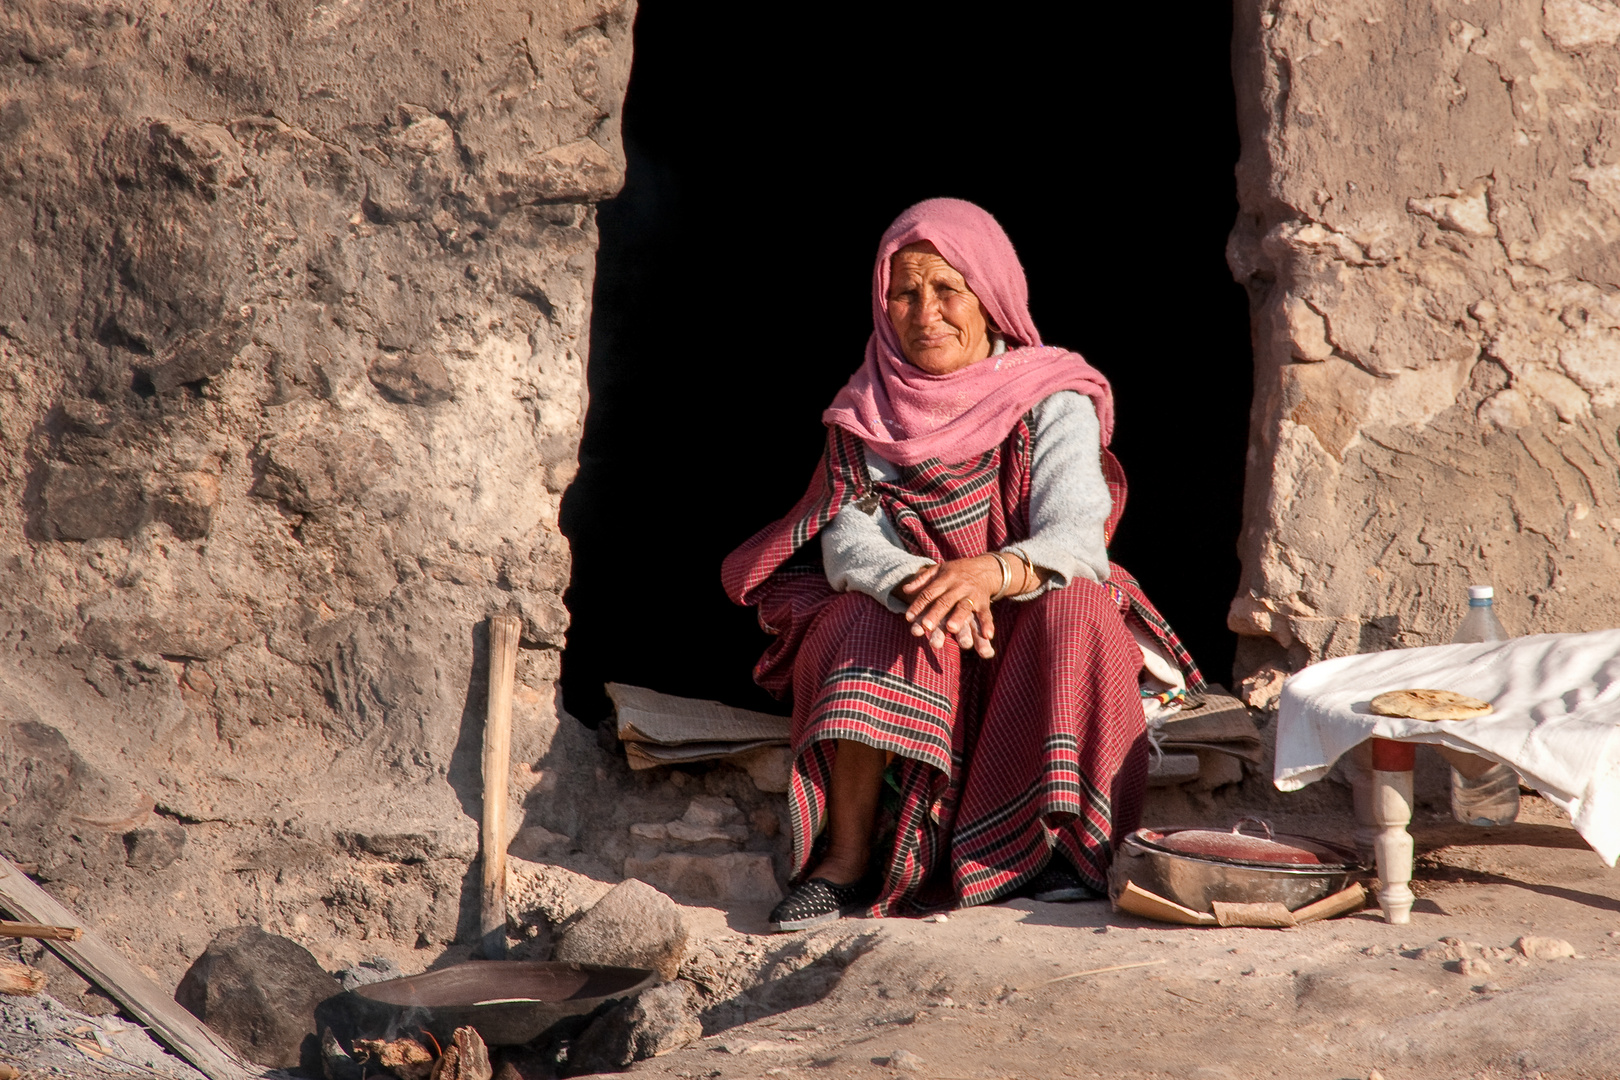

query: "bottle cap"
xmin=1468 ymin=585 xmax=1494 ymax=601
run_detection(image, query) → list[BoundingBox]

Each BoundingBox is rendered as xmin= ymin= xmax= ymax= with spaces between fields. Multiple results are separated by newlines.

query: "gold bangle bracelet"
xmin=988 ymin=552 xmax=1013 ymax=601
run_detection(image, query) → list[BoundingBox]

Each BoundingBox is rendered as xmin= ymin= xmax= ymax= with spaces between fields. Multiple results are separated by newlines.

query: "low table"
xmin=1275 ymin=630 xmax=1620 ymax=923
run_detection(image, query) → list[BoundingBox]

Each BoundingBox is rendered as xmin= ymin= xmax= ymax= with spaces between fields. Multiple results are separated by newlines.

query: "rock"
xmin=632 ymin=797 xmax=750 ymax=845
xmin=1452 ymin=957 xmax=1493 ymax=978
xmin=1237 ymin=665 xmax=1287 ymax=711
xmin=889 ymin=1048 xmax=925 ymax=1072
xmin=1229 ymin=2 xmax=1620 ymax=683
xmin=1516 ymin=936 xmax=1577 ymax=960
xmin=623 ymin=852 xmax=785 ymax=905
xmin=1190 ymin=750 xmax=1245 ymax=792
xmin=566 ymin=981 xmax=702 ymax=1073
xmin=491 ymin=1045 xmax=559 ymax=1080
xmin=334 ymin=956 xmax=403 ymax=992
xmin=321 ymin=1027 xmax=364 ymax=1080
xmin=751 ymin=808 xmax=781 ymax=837
xmin=665 ymin=819 xmax=748 ymax=844
xmin=123 ymin=823 xmax=186 ymax=870
xmin=36 ymin=466 xmax=145 ymax=541
xmin=367 ymin=350 xmax=454 ymax=405
xmin=681 ymin=795 xmax=743 ymax=828
xmin=506 ymin=857 xmax=614 ymax=933
xmin=552 ymin=878 xmax=689 ymax=981
xmin=507 ymin=825 xmax=572 ymax=862
xmin=174 ymin=925 xmax=342 ymax=1071
xmin=735 ymin=746 xmax=793 ymax=793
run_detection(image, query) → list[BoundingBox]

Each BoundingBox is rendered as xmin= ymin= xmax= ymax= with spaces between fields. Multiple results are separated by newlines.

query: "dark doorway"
xmin=560 ymin=6 xmax=1251 ymax=724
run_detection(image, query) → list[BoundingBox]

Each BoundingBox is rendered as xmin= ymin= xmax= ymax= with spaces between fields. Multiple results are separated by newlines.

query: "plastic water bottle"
xmin=1448 ymin=585 xmax=1519 ymax=826
xmin=1450 ymin=585 xmax=1509 ymax=645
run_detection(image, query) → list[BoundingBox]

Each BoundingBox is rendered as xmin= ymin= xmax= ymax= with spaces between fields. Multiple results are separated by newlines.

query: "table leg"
xmin=1370 ymin=738 xmax=1416 ymax=924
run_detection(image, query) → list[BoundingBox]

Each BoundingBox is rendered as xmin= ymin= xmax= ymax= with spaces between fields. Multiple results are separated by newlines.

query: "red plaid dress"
xmin=721 ymin=415 xmax=1204 ymax=914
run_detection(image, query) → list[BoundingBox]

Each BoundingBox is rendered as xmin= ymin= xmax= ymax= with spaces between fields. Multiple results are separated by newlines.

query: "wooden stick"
xmin=0 ymin=855 xmax=259 ymax=1080
xmin=481 ymin=611 xmax=522 ymax=959
xmin=1291 ymin=882 xmax=1370 ymax=925
xmin=0 ymin=920 xmax=82 ymax=941
xmin=1034 ymin=959 xmax=1165 ymax=987
xmin=1114 ymin=881 xmax=1217 ymax=926
xmin=0 ymin=959 xmax=46 ymax=995
xmin=1212 ymin=901 xmax=1296 ymax=928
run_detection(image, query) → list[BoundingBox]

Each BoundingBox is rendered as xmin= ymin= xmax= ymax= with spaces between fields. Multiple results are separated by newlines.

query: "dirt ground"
xmin=6 ymin=773 xmax=1620 ymax=1080
xmin=625 ymin=792 xmax=1620 ymax=1080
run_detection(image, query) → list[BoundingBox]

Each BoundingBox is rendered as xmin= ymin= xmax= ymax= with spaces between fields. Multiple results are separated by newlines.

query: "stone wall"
xmin=1229 ymin=0 xmax=1620 ymax=698
xmin=0 ymin=0 xmax=633 ymax=987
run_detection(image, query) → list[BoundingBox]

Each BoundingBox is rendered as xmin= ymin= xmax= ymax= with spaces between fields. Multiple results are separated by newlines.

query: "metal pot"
xmin=350 ymin=960 xmax=658 ymax=1046
xmin=1109 ymin=818 xmax=1368 ymax=914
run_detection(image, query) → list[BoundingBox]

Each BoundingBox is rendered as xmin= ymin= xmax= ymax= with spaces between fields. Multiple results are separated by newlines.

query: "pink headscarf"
xmin=823 ymin=198 xmax=1114 ymax=466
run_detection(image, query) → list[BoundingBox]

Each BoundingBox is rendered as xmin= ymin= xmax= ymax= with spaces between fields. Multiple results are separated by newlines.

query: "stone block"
xmin=552 ymin=878 xmax=689 ymax=982
xmin=174 ymin=925 xmax=341 ymax=1071
xmin=680 ymin=795 xmax=742 ymax=828
xmin=735 ymin=746 xmax=792 ymax=793
xmin=623 ymin=852 xmax=784 ymax=906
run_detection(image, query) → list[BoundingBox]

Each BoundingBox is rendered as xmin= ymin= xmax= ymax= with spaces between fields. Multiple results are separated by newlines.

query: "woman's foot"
xmin=768 ymin=877 xmax=872 ymax=932
xmin=1023 ymin=859 xmax=1104 ymax=903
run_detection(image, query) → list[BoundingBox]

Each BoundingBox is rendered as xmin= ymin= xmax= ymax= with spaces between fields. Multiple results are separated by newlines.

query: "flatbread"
xmin=1368 ymin=688 xmax=1493 ymax=721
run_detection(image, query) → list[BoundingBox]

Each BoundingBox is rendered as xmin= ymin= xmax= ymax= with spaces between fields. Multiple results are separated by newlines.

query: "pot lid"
xmin=1135 ymin=818 xmax=1356 ymax=868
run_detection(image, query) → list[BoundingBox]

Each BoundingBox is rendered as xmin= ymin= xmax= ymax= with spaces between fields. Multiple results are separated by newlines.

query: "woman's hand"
xmin=896 ymin=556 xmax=1005 ymax=658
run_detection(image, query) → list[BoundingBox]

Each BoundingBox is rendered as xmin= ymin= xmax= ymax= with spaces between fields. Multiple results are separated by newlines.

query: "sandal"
xmin=1023 ymin=860 xmax=1104 ymax=904
xmin=768 ymin=877 xmax=871 ymax=932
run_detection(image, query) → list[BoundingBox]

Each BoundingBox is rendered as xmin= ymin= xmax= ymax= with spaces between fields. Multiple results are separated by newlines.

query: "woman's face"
xmin=885 ymin=241 xmax=992 ymax=375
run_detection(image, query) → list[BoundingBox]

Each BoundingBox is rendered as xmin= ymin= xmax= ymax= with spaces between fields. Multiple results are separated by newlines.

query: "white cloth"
xmin=1275 ymin=630 xmax=1620 ymax=865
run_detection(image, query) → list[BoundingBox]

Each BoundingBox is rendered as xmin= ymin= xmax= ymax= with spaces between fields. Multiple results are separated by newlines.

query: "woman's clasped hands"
xmin=896 ymin=555 xmax=1011 ymax=659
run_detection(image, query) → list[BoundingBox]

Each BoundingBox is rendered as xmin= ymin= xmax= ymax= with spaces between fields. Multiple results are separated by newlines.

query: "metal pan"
xmin=351 ymin=960 xmax=658 ymax=1046
xmin=1109 ymin=818 xmax=1368 ymax=914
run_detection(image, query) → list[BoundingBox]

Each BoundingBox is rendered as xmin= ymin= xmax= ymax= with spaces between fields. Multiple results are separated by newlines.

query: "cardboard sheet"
xmin=607 ymin=682 xmax=790 ymax=746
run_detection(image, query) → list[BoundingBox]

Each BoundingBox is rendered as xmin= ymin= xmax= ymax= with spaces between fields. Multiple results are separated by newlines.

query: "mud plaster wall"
xmin=1229 ymin=0 xmax=1620 ymax=693
xmin=0 ymin=0 xmax=634 ymax=986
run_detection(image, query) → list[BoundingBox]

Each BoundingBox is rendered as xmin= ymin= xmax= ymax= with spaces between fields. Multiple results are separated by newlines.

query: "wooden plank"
xmin=0 ymin=855 xmax=261 ymax=1080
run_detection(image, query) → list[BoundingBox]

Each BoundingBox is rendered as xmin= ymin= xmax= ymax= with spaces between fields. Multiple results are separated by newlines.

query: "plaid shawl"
xmin=721 ymin=414 xmax=1205 ymax=913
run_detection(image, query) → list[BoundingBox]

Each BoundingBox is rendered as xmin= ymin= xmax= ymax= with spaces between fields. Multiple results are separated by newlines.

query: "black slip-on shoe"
xmin=768 ymin=877 xmax=870 ymax=932
xmin=1024 ymin=862 xmax=1105 ymax=903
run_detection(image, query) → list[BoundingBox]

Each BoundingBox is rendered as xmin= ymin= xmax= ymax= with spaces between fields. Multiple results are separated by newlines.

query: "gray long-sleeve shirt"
xmin=820 ymin=390 xmax=1111 ymax=612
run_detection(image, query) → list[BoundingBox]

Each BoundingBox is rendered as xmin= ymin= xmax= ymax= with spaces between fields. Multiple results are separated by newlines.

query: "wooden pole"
xmin=481 ymin=611 xmax=522 ymax=958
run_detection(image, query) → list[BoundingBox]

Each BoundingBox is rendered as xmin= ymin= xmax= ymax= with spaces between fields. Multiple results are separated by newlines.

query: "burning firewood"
xmin=352 ymin=1035 xmax=436 ymax=1080
xmin=430 ymin=1027 xmax=491 ymax=1080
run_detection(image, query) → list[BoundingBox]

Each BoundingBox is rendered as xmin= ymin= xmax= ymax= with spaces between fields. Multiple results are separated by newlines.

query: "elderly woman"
xmin=722 ymin=199 xmax=1204 ymax=930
